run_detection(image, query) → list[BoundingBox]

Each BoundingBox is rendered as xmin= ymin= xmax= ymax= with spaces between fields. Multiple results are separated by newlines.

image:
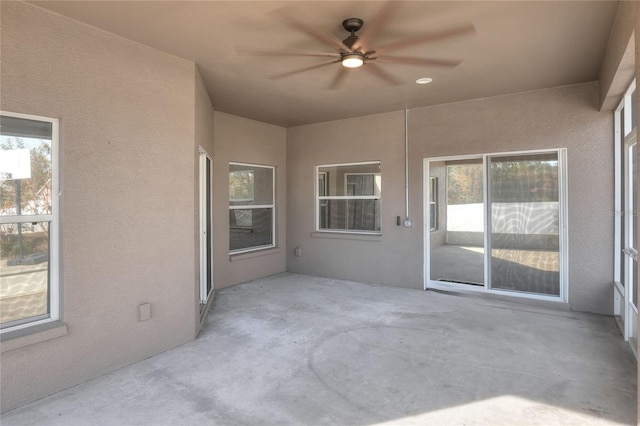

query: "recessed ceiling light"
xmin=416 ymin=77 xmax=433 ymax=85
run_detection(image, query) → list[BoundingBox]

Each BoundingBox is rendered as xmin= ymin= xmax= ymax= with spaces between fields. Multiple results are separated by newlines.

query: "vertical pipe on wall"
xmin=405 ymin=108 xmax=410 ymax=220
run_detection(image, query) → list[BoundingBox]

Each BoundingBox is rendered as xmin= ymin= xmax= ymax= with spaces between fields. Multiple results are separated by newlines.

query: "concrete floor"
xmin=2 ymin=273 xmax=637 ymax=425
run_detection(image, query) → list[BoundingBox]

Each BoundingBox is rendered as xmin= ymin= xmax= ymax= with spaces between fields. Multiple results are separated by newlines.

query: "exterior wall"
xmin=287 ymin=111 xmax=420 ymax=289
xmin=1 ymin=2 xmax=198 ymax=412
xmin=212 ymin=112 xmax=287 ymax=289
xmin=599 ymin=1 xmax=636 ymax=111
xmin=287 ymin=83 xmax=614 ymax=314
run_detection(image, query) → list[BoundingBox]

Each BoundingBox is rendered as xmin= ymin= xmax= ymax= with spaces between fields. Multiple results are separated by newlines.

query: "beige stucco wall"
xmin=287 ymin=110 xmax=420 ymax=288
xmin=212 ymin=112 xmax=287 ymax=289
xmin=599 ymin=0 xmax=636 ymax=111
xmin=1 ymin=2 xmax=199 ymax=411
xmin=287 ymin=82 xmax=614 ymax=315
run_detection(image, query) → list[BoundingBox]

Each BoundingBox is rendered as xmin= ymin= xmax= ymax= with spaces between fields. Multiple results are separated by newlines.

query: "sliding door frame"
xmin=199 ymin=148 xmax=214 ymax=308
xmin=423 ymin=148 xmax=568 ymax=303
xmin=614 ymin=79 xmax=638 ymax=356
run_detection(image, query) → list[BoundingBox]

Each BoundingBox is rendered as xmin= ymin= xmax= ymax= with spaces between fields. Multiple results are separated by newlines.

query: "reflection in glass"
xmin=229 ymin=163 xmax=273 ymax=207
xmin=228 ymin=163 xmax=275 ymax=252
xmin=429 ymin=159 xmax=485 ymax=285
xmin=317 ymin=163 xmax=381 ymax=197
xmin=633 ymin=144 xmax=638 ymax=308
xmin=317 ymin=162 xmax=381 ymax=233
xmin=0 ymin=222 xmax=50 ymax=325
xmin=632 ymin=144 xmax=637 ymax=252
xmin=319 ymin=199 xmax=380 ymax=232
xmin=490 ymin=153 xmax=560 ymax=296
xmin=229 ymin=208 xmax=273 ymax=251
xmin=634 ymin=259 xmax=638 ymax=309
xmin=1 ymin=139 xmax=52 ymax=217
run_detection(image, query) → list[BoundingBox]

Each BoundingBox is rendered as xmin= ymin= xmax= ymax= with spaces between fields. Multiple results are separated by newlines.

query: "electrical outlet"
xmin=403 ymin=219 xmax=413 ymax=228
xmin=138 ymin=303 xmax=151 ymax=321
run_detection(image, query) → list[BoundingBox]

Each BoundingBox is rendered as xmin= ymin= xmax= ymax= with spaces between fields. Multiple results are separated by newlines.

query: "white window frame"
xmin=0 ymin=111 xmax=60 ymax=333
xmin=228 ymin=162 xmax=275 ymax=255
xmin=315 ymin=161 xmax=382 ymax=235
xmin=614 ymin=79 xmax=638 ymax=357
xmin=199 ymin=148 xmax=214 ymax=305
xmin=429 ymin=176 xmax=438 ymax=231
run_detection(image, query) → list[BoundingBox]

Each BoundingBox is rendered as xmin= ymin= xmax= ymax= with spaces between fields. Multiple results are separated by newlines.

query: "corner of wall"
xmin=599 ymin=1 xmax=636 ymax=111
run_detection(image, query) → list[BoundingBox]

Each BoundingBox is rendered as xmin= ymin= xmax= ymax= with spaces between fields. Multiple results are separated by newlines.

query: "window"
xmin=429 ymin=177 xmax=438 ymax=231
xmin=316 ymin=162 xmax=381 ymax=233
xmin=229 ymin=162 xmax=275 ymax=253
xmin=0 ymin=112 xmax=59 ymax=332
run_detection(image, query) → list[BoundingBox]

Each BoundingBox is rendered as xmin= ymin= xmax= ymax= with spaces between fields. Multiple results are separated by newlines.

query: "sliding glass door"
xmin=425 ymin=149 xmax=567 ymax=302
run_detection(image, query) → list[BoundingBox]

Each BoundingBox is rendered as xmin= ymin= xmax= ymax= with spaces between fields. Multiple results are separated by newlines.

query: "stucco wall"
xmin=599 ymin=0 xmax=636 ymax=111
xmin=287 ymin=82 xmax=613 ymax=314
xmin=287 ymin=111 xmax=420 ymax=288
xmin=212 ymin=112 xmax=287 ymax=289
xmin=1 ymin=2 xmax=198 ymax=411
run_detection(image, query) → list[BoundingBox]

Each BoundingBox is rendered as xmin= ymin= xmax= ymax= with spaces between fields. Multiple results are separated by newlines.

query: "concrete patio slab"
xmin=1 ymin=273 xmax=636 ymax=425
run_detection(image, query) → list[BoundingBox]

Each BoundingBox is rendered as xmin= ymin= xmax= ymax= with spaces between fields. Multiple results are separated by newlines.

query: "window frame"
xmin=613 ymin=79 xmax=638 ymax=353
xmin=228 ymin=161 xmax=275 ymax=255
xmin=315 ymin=161 xmax=382 ymax=235
xmin=0 ymin=111 xmax=60 ymax=334
xmin=429 ymin=176 xmax=438 ymax=231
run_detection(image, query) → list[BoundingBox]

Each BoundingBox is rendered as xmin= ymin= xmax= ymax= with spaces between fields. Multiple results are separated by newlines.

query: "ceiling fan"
xmin=240 ymin=1 xmax=476 ymax=89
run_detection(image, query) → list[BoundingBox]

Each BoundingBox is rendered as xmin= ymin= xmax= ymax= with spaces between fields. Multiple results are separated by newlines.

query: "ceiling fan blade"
xmin=270 ymin=59 xmax=341 ymax=80
xmin=328 ymin=68 xmax=348 ymax=90
xmin=375 ymin=55 xmax=462 ymax=67
xmin=364 ymin=63 xmax=402 ymax=86
xmin=272 ymin=9 xmax=352 ymax=53
xmin=374 ymin=23 xmax=476 ymax=53
xmin=237 ymin=46 xmax=340 ymax=59
xmin=351 ymin=0 xmax=402 ymax=52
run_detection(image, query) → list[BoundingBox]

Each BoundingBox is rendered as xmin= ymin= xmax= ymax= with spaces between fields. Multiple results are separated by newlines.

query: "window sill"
xmin=230 ymin=247 xmax=281 ymax=262
xmin=1 ymin=321 xmax=68 ymax=353
xmin=311 ymin=231 xmax=382 ymax=242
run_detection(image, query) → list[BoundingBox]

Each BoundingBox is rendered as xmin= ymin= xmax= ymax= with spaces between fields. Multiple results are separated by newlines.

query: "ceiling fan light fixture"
xmin=341 ymin=53 xmax=364 ymax=68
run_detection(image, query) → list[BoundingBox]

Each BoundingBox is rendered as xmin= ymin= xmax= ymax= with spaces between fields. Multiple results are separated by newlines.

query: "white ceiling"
xmin=30 ymin=1 xmax=619 ymax=127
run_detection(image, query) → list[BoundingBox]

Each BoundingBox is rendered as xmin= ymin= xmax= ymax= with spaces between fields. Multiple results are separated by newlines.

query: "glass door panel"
xmin=199 ymin=150 xmax=214 ymax=307
xmin=429 ymin=158 xmax=485 ymax=286
xmin=624 ymin=131 xmax=638 ymax=349
xmin=488 ymin=153 xmax=560 ymax=296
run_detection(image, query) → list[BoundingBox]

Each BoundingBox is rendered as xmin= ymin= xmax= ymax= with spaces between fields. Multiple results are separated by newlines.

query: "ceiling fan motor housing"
xmin=342 ymin=18 xmax=363 ymax=51
xmin=342 ymin=17 xmax=363 ymax=33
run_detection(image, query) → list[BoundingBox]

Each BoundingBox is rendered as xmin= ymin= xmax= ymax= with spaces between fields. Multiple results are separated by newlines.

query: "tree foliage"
xmin=447 ymin=164 xmax=483 ymax=205
xmin=0 ymin=137 xmax=52 ymax=258
xmin=0 ymin=137 xmax=52 ymax=215
xmin=446 ymin=160 xmax=558 ymax=205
